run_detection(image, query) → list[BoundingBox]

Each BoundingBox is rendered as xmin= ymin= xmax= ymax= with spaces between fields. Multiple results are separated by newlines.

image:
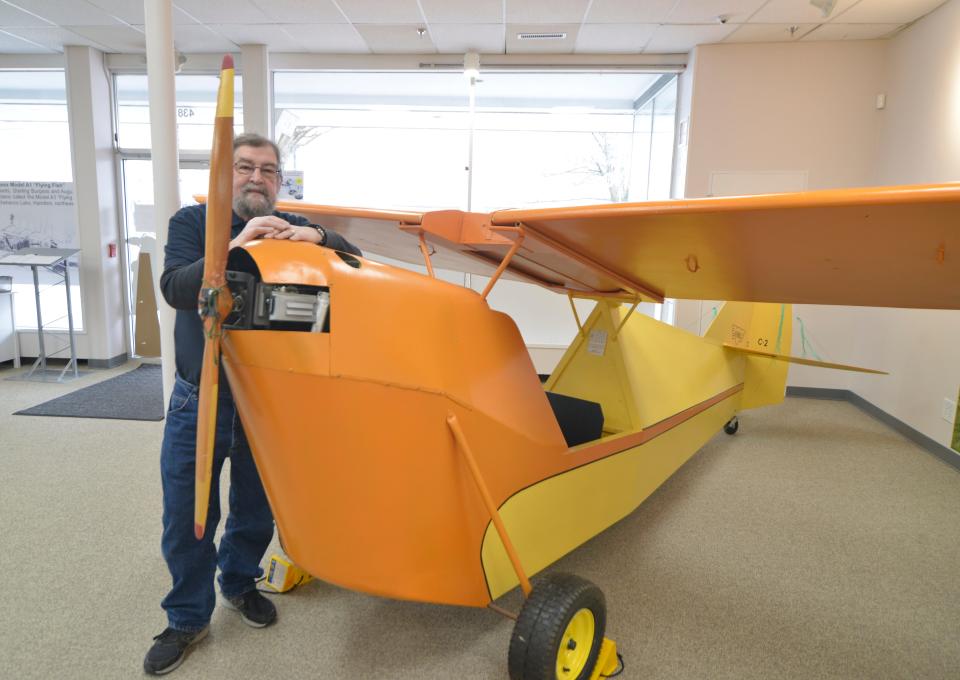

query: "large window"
xmin=115 ymin=74 xmax=244 ymax=151
xmin=273 ymin=70 xmax=678 ymax=348
xmin=273 ymin=70 xmax=676 ymax=213
xmin=0 ymin=70 xmax=82 ymax=333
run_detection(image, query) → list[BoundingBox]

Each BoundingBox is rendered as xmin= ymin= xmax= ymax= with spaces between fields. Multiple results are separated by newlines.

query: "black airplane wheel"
xmin=508 ymin=573 xmax=606 ymax=680
xmin=724 ymin=416 xmax=739 ymax=435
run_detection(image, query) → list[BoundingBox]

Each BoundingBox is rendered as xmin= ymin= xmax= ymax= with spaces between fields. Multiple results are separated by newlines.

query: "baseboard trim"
xmin=87 ymin=353 xmax=128 ymax=369
xmin=786 ymin=386 xmax=960 ymax=473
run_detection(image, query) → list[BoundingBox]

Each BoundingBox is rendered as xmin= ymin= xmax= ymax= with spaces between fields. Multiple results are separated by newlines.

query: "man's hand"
xmin=228 ymin=216 xmax=301 ymax=249
xmin=273 ymin=224 xmax=323 ymax=244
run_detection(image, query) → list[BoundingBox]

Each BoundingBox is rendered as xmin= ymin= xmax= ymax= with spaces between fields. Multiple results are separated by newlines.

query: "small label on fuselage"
xmin=588 ymin=330 xmax=607 ymax=356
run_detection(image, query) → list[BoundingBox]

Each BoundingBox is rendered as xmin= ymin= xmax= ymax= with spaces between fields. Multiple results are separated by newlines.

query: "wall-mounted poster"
xmin=0 ymin=182 xmax=77 ymax=252
xmin=279 ymin=170 xmax=304 ymax=201
xmin=0 ymin=181 xmax=80 ymax=329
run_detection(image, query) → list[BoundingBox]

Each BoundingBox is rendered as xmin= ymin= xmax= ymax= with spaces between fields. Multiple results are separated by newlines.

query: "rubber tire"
xmin=508 ymin=573 xmax=606 ymax=680
xmin=724 ymin=417 xmax=739 ymax=435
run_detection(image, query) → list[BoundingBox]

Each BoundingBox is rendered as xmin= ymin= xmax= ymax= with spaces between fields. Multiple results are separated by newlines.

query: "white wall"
xmin=64 ymin=46 xmax=126 ymax=364
xmin=680 ymin=3 xmax=960 ymax=447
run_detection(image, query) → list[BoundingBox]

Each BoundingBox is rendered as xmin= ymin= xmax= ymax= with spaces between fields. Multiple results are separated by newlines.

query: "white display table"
xmin=0 ymin=247 xmax=78 ymax=381
xmin=0 ymin=289 xmax=19 ymax=367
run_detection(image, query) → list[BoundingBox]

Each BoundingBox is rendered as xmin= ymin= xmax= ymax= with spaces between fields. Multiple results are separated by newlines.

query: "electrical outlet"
xmin=943 ymin=398 xmax=957 ymax=423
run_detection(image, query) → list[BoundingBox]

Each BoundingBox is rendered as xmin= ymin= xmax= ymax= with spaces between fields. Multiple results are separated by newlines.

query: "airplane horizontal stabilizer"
xmin=722 ymin=343 xmax=887 ymax=374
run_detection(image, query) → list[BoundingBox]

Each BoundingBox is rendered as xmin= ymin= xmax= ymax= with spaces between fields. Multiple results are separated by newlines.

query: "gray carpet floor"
xmin=13 ymin=363 xmax=163 ymax=421
xmin=0 ymin=360 xmax=958 ymax=679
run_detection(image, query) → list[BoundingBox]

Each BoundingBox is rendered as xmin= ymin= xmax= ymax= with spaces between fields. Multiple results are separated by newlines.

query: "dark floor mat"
xmin=14 ymin=364 xmax=163 ymax=421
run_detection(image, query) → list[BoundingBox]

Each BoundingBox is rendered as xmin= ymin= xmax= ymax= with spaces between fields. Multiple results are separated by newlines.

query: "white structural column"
xmin=240 ymin=44 xmax=271 ymax=137
xmin=64 ymin=46 xmax=125 ymax=365
xmin=144 ymin=0 xmax=180 ymax=405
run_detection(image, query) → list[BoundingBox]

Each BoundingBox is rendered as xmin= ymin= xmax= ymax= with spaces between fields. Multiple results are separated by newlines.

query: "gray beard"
xmin=233 ymin=189 xmax=275 ymax=220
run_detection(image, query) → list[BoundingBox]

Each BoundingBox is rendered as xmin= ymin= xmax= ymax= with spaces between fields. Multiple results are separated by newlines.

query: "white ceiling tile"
xmin=69 ymin=24 xmax=146 ymax=52
xmin=172 ymin=0 xmax=270 ymax=24
xmin=505 ymin=23 xmax=579 ymax=53
xmin=5 ymin=0 xmax=125 ymax=26
xmin=419 ymin=0 xmax=502 ymax=24
xmin=207 ymin=24 xmax=298 ymax=51
xmin=354 ymin=24 xmax=437 ymax=53
xmin=3 ymin=25 xmax=110 ymax=50
xmin=0 ymin=27 xmax=56 ymax=51
xmin=83 ymin=0 xmax=145 ymax=25
xmin=93 ymin=2 xmax=213 ymax=27
xmin=585 ymin=0 xmax=676 ymax=23
xmin=667 ymin=0 xmax=767 ymax=24
xmin=429 ymin=24 xmax=505 ymax=53
xmin=752 ymin=0 xmax=859 ymax=23
xmin=246 ymin=0 xmax=346 ymax=23
xmin=574 ymin=24 xmax=656 ymax=53
xmin=171 ymin=25 xmax=240 ymax=52
xmin=643 ymin=24 xmax=737 ymax=52
xmin=0 ymin=3 xmax=53 ymax=27
xmin=724 ymin=23 xmax=817 ymax=42
xmin=335 ymin=0 xmax=424 ymax=24
xmin=277 ymin=23 xmax=369 ymax=52
xmin=801 ymin=22 xmax=903 ymax=40
xmin=835 ymin=0 xmax=946 ymax=23
xmin=507 ymin=0 xmax=591 ymax=24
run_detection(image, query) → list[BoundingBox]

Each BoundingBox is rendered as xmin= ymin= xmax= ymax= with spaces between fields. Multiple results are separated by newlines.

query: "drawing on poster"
xmin=0 ymin=182 xmax=78 ymax=281
xmin=279 ymin=171 xmax=304 ymax=201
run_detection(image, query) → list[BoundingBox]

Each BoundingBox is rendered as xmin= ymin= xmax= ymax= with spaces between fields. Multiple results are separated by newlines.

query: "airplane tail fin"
xmin=705 ymin=302 xmax=885 ymax=411
xmin=705 ymin=302 xmax=792 ymax=409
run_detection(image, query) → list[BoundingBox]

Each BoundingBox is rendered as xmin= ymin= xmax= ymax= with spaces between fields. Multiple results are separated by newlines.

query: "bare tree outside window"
xmin=563 ymin=132 xmax=632 ymax=203
xmin=275 ymin=111 xmax=330 ymax=169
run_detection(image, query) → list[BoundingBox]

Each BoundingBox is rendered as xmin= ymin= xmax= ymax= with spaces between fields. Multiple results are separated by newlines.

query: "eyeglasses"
xmin=234 ymin=161 xmax=281 ymax=179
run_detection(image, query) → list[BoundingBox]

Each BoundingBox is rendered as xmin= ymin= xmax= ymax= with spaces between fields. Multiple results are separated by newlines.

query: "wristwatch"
xmin=310 ymin=223 xmax=327 ymax=246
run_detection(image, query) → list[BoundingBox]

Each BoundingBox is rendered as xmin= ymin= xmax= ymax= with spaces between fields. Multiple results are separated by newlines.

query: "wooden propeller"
xmin=194 ymin=54 xmax=235 ymax=540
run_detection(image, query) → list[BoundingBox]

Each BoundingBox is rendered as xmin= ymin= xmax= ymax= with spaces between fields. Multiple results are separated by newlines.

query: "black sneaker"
xmin=222 ymin=589 xmax=277 ymax=628
xmin=143 ymin=626 xmax=208 ymax=675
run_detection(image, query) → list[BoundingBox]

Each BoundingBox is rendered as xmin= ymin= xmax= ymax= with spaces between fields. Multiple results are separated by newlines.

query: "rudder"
xmin=705 ymin=302 xmax=792 ymax=409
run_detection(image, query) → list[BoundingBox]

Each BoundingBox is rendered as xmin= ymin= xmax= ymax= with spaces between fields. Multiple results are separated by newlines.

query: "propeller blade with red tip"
xmin=194 ymin=54 xmax=235 ymax=540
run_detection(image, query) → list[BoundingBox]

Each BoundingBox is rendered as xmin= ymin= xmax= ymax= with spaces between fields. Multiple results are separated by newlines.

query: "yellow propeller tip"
xmin=221 ymin=54 xmax=233 ymax=70
xmin=194 ymin=523 xmax=205 ymax=540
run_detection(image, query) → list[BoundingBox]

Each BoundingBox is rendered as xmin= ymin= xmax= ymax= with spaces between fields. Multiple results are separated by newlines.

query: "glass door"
xmin=119 ymin=159 xmax=211 ymax=357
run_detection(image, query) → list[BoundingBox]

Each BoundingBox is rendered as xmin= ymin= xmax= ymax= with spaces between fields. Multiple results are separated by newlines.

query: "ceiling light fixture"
xmin=809 ymin=0 xmax=837 ymax=18
xmin=517 ymin=32 xmax=567 ymax=40
xmin=463 ymin=52 xmax=480 ymax=81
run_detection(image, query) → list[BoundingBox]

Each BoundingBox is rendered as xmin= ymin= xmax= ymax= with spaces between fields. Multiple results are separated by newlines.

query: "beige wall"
xmin=680 ymin=39 xmax=887 ymax=390
xmin=847 ymin=0 xmax=960 ymax=445
xmin=681 ymin=0 xmax=960 ymax=447
xmin=684 ymin=40 xmax=887 ymax=198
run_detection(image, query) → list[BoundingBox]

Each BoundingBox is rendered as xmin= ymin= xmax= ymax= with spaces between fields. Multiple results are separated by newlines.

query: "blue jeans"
xmin=159 ymin=374 xmax=275 ymax=631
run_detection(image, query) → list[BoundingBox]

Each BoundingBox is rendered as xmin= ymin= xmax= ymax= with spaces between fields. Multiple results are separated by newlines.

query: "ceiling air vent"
xmin=517 ymin=32 xmax=567 ymax=40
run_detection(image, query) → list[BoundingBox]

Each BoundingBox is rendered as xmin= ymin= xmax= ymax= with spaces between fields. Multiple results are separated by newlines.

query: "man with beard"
xmin=145 ymin=133 xmax=360 ymax=675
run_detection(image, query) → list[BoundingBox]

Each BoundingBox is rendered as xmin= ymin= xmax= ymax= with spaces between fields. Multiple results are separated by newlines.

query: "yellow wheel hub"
xmin=555 ymin=608 xmax=595 ymax=679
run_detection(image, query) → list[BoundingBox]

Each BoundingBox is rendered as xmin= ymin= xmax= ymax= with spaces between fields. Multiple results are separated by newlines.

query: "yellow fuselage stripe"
xmin=481 ymin=386 xmax=741 ymax=599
